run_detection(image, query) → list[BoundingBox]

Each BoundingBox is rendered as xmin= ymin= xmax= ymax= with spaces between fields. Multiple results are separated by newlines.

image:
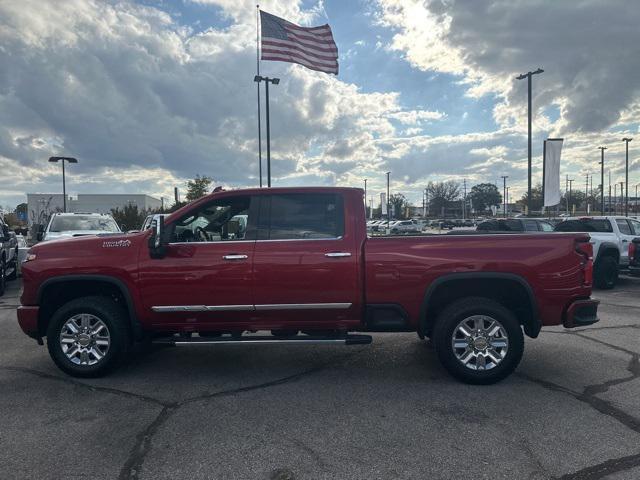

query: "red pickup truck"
xmin=18 ymin=187 xmax=598 ymax=384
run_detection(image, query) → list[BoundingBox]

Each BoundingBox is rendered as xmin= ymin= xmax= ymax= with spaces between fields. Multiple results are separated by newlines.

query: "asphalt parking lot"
xmin=1 ymin=278 xmax=639 ymax=480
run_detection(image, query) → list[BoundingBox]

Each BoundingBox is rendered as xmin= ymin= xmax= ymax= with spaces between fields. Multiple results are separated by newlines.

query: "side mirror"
xmin=148 ymin=216 xmax=167 ymax=259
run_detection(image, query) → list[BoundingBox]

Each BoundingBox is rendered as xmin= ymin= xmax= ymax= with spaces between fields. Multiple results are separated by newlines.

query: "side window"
xmin=170 ymin=196 xmax=253 ymax=242
xmin=629 ymin=219 xmax=640 ymax=235
xmin=539 ymin=221 xmax=554 ymax=232
xmin=616 ymin=219 xmax=632 ymax=235
xmin=265 ymin=194 xmax=344 ymax=240
xmin=523 ymin=220 xmax=538 ymax=231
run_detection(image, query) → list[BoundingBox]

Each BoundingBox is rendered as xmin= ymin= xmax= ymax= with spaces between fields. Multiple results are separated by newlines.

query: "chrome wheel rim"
xmin=452 ymin=315 xmax=509 ymax=371
xmin=60 ymin=314 xmax=110 ymax=366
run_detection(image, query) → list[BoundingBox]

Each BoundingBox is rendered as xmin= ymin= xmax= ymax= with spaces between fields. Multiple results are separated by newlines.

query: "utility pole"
xmin=568 ymin=179 xmax=574 ymax=214
xmin=506 ymin=187 xmax=510 ymax=216
xmin=599 ymin=147 xmax=607 ymax=215
xmin=386 ymin=171 xmax=391 ymax=233
xmin=364 ymin=179 xmax=367 ymax=217
xmin=501 ymin=176 xmax=508 ymax=218
xmin=620 ymin=182 xmax=624 ymax=216
xmin=565 ymin=175 xmax=569 ymax=215
xmin=585 ymin=174 xmax=589 ymax=214
xmin=462 ymin=179 xmax=467 ymax=220
xmin=608 ymin=171 xmax=612 ymax=215
xmin=623 ymin=138 xmax=632 ymax=216
xmin=516 ymin=68 xmax=544 ymax=216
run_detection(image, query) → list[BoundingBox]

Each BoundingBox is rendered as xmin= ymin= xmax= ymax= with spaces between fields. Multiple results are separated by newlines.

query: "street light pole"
xmin=623 ymin=138 xmax=632 ymax=216
xmin=599 ymin=147 xmax=607 ymax=215
xmin=620 ymin=182 xmax=624 ymax=216
xmin=48 ymin=156 xmax=78 ymax=213
xmin=516 ymin=68 xmax=544 ymax=216
xmin=386 ymin=172 xmax=391 ymax=233
xmin=501 ymin=176 xmax=508 ymax=218
xmin=254 ymin=75 xmax=280 ymax=187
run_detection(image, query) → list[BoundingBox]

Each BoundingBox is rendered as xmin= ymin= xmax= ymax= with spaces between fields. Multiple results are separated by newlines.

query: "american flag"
xmin=260 ymin=10 xmax=339 ymax=75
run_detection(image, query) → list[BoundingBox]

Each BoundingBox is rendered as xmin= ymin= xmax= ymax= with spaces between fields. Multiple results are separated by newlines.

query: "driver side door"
xmin=138 ymin=194 xmax=258 ymax=331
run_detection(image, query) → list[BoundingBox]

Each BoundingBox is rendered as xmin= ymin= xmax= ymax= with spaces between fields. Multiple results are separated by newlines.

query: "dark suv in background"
xmin=476 ymin=218 xmax=554 ymax=232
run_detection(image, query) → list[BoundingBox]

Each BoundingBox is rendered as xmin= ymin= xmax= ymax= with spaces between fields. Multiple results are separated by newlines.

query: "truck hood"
xmin=43 ymin=231 xmax=120 ymax=242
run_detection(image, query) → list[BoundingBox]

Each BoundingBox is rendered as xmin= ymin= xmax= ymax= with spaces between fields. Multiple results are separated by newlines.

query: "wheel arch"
xmin=595 ymin=242 xmax=620 ymax=264
xmin=419 ymin=272 xmax=540 ymax=339
xmin=37 ymin=275 xmax=141 ymax=340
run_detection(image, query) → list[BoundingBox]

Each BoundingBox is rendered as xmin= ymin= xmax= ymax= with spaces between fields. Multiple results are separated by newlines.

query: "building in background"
xmin=26 ymin=193 xmax=162 ymax=228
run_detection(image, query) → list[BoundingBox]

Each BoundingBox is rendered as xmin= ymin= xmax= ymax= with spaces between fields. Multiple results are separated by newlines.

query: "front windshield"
xmin=49 ymin=216 xmax=120 ymax=233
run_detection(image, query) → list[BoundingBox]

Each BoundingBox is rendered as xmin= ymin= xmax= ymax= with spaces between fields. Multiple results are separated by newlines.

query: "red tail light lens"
xmin=576 ymin=241 xmax=593 ymax=286
xmin=630 ymin=242 xmax=637 ymax=263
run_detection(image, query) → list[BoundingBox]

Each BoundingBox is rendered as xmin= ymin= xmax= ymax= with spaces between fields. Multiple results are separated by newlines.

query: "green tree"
xmin=468 ymin=183 xmax=502 ymax=213
xmin=426 ymin=180 xmax=460 ymax=216
xmin=389 ymin=193 xmax=409 ymax=219
xmin=111 ymin=204 xmax=147 ymax=231
xmin=517 ymin=184 xmax=544 ymax=213
xmin=185 ymin=175 xmax=213 ymax=202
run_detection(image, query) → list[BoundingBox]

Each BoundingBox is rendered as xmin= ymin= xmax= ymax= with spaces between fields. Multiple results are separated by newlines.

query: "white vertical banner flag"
xmin=380 ymin=193 xmax=387 ymax=215
xmin=544 ymin=139 xmax=563 ymax=207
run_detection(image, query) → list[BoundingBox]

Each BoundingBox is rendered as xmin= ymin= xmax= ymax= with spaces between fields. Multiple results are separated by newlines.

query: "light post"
xmin=620 ymin=182 xmax=624 ymax=216
xmin=506 ymin=187 xmax=510 ymax=216
xmin=599 ymin=147 xmax=607 ymax=215
xmin=386 ymin=172 xmax=391 ymax=233
xmin=623 ymin=138 xmax=632 ymax=216
xmin=501 ymin=175 xmax=508 ymax=218
xmin=254 ymin=75 xmax=280 ymax=187
xmin=516 ymin=68 xmax=544 ymax=216
xmin=48 ymin=156 xmax=78 ymax=213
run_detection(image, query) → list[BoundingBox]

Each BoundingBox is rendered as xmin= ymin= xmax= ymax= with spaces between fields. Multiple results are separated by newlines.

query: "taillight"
xmin=576 ymin=241 xmax=593 ymax=286
xmin=630 ymin=242 xmax=637 ymax=264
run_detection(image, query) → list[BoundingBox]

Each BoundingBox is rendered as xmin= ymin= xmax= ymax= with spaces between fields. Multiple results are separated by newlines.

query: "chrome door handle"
xmin=325 ymin=252 xmax=351 ymax=258
xmin=223 ymin=254 xmax=248 ymax=260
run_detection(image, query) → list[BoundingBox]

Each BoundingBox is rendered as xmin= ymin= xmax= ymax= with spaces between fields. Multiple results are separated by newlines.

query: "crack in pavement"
xmin=520 ymin=330 xmax=640 ymax=480
xmin=556 ymin=452 xmax=640 ymax=480
xmin=0 ymin=366 xmax=168 ymax=406
xmin=116 ymin=358 xmax=354 ymax=480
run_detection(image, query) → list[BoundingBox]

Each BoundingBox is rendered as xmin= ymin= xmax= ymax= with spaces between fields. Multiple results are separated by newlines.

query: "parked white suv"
xmin=389 ymin=220 xmax=420 ymax=234
xmin=38 ymin=213 xmax=121 ymax=242
xmin=554 ymin=216 xmax=640 ymax=288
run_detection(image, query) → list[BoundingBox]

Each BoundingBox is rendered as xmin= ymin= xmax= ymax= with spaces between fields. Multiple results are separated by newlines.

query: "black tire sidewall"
xmin=595 ymin=256 xmax=618 ymax=289
xmin=46 ymin=297 xmax=130 ymax=378
xmin=433 ymin=298 xmax=524 ymax=385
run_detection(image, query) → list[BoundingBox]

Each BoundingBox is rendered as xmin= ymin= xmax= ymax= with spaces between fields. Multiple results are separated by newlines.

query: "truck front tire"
xmin=46 ymin=296 xmax=131 ymax=378
xmin=433 ymin=297 xmax=524 ymax=385
xmin=594 ymin=256 xmax=618 ymax=289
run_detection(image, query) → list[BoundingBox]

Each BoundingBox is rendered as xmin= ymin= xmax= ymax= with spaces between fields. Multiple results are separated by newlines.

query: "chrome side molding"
xmin=152 ymin=303 xmax=352 ymax=313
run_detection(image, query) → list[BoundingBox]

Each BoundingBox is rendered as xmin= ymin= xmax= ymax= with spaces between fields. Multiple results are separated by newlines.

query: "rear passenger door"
xmin=615 ymin=219 xmax=635 ymax=264
xmin=251 ymin=193 xmax=360 ymax=330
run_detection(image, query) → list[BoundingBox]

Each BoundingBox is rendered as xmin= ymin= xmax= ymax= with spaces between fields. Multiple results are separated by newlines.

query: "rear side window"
xmin=524 ymin=220 xmax=538 ymax=232
xmin=263 ymin=194 xmax=344 ymax=240
xmin=539 ymin=221 xmax=554 ymax=232
xmin=554 ymin=219 xmax=613 ymax=233
xmin=616 ymin=219 xmax=632 ymax=235
xmin=629 ymin=219 xmax=640 ymax=235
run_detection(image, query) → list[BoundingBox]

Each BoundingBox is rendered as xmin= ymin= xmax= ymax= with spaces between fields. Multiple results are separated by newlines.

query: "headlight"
xmin=24 ymin=253 xmax=37 ymax=263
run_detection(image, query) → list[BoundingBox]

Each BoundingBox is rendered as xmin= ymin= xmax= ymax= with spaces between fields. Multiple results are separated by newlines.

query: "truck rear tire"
xmin=46 ymin=296 xmax=131 ymax=378
xmin=594 ymin=256 xmax=618 ymax=289
xmin=432 ymin=297 xmax=524 ymax=385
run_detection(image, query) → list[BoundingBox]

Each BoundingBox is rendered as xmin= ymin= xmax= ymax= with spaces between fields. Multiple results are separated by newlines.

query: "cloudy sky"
xmin=1 ymin=0 xmax=639 ymax=209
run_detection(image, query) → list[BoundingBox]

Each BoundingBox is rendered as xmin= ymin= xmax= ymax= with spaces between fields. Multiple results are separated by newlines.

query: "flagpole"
xmin=256 ymin=5 xmax=263 ymax=188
